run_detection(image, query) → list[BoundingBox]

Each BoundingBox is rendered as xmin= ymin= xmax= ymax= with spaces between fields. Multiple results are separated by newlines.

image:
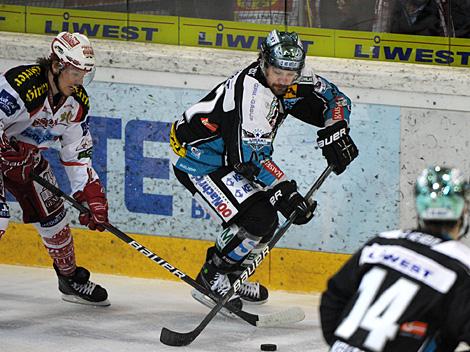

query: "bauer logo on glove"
xmin=316 ymin=120 xmax=358 ymax=175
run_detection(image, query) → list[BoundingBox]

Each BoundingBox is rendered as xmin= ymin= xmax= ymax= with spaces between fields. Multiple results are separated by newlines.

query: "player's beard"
xmin=270 ymin=84 xmax=288 ymax=96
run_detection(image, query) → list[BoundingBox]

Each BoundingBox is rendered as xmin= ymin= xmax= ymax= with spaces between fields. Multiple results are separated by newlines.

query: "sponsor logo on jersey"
xmin=72 ymin=86 xmax=90 ymax=108
xmin=78 ymin=147 xmax=93 ymax=159
xmin=332 ymin=105 xmax=344 ymax=121
xmin=222 ymin=171 xmax=259 ymax=202
xmin=32 ymin=117 xmax=58 ymax=129
xmin=20 ymin=127 xmax=59 ymax=145
xmin=25 ymin=82 xmax=48 ymax=103
xmin=262 ymin=160 xmax=284 ymax=180
xmin=399 ymin=321 xmax=428 ymax=337
xmin=360 ymin=244 xmax=457 ymax=293
xmin=332 ymin=96 xmax=348 ymax=121
xmin=0 ymin=89 xmax=20 ymax=116
xmin=191 ymin=175 xmax=237 ymax=220
xmin=13 ymin=66 xmax=42 ymax=87
xmin=248 ymin=82 xmax=260 ymax=122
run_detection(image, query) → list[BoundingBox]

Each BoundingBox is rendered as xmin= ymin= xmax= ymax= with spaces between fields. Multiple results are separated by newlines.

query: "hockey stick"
xmin=31 ymin=173 xmax=303 ymax=328
xmin=160 ymin=165 xmax=334 ymax=346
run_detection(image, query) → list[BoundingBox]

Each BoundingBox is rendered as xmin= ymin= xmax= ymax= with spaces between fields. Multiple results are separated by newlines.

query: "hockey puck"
xmin=260 ymin=344 xmax=277 ymax=351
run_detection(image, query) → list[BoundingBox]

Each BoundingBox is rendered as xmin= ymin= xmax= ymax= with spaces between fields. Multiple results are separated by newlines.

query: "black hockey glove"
xmin=270 ymin=180 xmax=316 ymax=225
xmin=317 ymin=120 xmax=358 ymax=175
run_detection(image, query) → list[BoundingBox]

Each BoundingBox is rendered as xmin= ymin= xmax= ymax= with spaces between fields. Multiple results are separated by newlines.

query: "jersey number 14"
xmin=335 ymin=267 xmax=419 ymax=352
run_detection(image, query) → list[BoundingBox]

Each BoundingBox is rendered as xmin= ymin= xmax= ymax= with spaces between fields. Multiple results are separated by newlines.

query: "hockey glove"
xmin=0 ymin=141 xmax=37 ymax=184
xmin=73 ymin=179 xmax=108 ymax=232
xmin=270 ymin=180 xmax=316 ymax=225
xmin=317 ymin=120 xmax=358 ymax=175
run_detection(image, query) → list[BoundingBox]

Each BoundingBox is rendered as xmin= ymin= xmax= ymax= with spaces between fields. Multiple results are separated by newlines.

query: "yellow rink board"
xmin=0 ymin=222 xmax=350 ymax=293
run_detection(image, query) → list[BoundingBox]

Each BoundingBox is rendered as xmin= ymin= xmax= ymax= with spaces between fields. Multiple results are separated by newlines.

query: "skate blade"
xmin=61 ymin=294 xmax=111 ymax=307
xmin=190 ymin=289 xmax=239 ymax=319
xmin=241 ymin=297 xmax=268 ymax=305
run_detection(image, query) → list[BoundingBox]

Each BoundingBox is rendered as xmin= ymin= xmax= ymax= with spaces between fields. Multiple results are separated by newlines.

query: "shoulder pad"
xmin=4 ymin=64 xmax=48 ymax=113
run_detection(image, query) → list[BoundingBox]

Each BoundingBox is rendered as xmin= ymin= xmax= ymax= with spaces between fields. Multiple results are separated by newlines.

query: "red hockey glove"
xmin=73 ymin=179 xmax=108 ymax=232
xmin=0 ymin=141 xmax=37 ymax=183
xmin=270 ymin=180 xmax=317 ymax=225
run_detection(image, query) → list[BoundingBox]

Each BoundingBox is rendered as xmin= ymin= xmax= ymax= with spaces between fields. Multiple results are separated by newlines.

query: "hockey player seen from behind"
xmin=170 ymin=29 xmax=358 ymax=311
xmin=320 ymin=166 xmax=470 ymax=351
xmin=0 ymin=32 xmax=110 ymax=306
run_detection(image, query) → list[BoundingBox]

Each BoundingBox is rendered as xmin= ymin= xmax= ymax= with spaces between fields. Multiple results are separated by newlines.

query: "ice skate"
xmin=54 ymin=264 xmax=110 ymax=306
xmin=235 ymin=280 xmax=269 ymax=305
xmin=191 ymin=262 xmax=243 ymax=318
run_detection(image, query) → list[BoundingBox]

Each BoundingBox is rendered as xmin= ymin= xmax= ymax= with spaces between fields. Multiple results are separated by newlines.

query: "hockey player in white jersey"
xmin=170 ymin=29 xmax=358 ymax=310
xmin=320 ymin=166 xmax=470 ymax=351
xmin=0 ymin=32 xmax=109 ymax=306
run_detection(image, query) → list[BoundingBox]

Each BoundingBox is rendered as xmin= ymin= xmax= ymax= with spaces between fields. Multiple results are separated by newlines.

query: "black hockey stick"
xmin=31 ymin=173 xmax=303 ymax=327
xmin=160 ymin=165 xmax=334 ymax=346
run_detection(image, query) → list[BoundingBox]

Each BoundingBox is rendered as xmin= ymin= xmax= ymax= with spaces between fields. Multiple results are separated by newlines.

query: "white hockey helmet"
xmin=50 ymin=32 xmax=96 ymax=85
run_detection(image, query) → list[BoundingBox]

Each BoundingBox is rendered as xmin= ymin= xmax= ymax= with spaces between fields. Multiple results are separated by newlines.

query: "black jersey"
xmin=320 ymin=229 xmax=470 ymax=352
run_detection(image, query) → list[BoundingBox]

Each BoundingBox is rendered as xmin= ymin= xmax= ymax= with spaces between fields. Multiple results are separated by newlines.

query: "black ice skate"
xmin=191 ymin=262 xmax=243 ymax=318
xmin=54 ymin=264 xmax=110 ymax=306
xmin=234 ymin=279 xmax=269 ymax=305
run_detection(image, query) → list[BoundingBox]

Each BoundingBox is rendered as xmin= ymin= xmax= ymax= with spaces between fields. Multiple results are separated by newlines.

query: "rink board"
xmin=0 ymin=222 xmax=349 ymax=293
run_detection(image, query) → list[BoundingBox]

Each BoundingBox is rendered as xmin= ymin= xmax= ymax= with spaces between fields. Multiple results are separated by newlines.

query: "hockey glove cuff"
xmin=317 ymin=120 xmax=358 ymax=175
xmin=73 ymin=179 xmax=108 ymax=232
xmin=0 ymin=141 xmax=37 ymax=183
xmin=270 ymin=180 xmax=316 ymax=225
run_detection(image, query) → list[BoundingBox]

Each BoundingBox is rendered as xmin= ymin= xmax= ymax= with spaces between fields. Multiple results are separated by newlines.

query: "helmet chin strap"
xmin=458 ymin=212 xmax=469 ymax=240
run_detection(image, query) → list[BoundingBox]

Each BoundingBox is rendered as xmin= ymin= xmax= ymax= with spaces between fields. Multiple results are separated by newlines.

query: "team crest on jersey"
xmin=242 ymin=128 xmax=272 ymax=151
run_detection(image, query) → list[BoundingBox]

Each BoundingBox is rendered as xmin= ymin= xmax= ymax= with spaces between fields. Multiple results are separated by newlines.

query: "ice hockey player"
xmin=320 ymin=165 xmax=470 ymax=351
xmin=0 ymin=32 xmax=109 ymax=306
xmin=170 ymin=29 xmax=358 ymax=310
xmin=170 ymin=30 xmax=358 ymax=307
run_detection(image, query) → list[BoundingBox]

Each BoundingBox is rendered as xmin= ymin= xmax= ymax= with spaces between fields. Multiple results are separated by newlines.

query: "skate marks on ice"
xmin=0 ymin=264 xmax=329 ymax=352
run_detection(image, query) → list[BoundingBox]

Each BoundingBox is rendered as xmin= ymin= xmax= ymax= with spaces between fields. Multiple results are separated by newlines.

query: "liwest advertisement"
xmin=7 ymin=80 xmax=400 ymax=254
xmin=1 ymin=4 xmax=469 ymax=66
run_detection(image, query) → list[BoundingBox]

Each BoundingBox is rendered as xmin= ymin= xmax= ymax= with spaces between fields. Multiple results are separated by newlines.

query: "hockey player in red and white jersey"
xmin=320 ymin=166 xmax=470 ymax=351
xmin=0 ymin=32 xmax=109 ymax=306
xmin=170 ymin=29 xmax=358 ymax=311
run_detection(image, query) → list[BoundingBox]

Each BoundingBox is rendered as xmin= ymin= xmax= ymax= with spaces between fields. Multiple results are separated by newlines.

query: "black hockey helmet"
xmin=260 ymin=29 xmax=305 ymax=72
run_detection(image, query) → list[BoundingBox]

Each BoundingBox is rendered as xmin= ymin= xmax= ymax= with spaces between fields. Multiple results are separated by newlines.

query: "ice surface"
xmin=0 ymin=264 xmax=329 ymax=352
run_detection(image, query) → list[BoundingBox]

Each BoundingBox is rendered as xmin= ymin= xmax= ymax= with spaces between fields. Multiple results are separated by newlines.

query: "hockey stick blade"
xmin=159 ymin=307 xmax=302 ymax=347
xmin=191 ymin=289 xmax=305 ymax=325
xmin=160 ymin=165 xmax=333 ymax=347
xmin=256 ymin=306 xmax=305 ymax=327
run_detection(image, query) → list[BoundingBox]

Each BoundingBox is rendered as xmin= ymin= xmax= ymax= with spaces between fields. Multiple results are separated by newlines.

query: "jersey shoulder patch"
xmin=71 ymin=85 xmax=90 ymax=121
xmin=4 ymin=64 xmax=48 ymax=113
